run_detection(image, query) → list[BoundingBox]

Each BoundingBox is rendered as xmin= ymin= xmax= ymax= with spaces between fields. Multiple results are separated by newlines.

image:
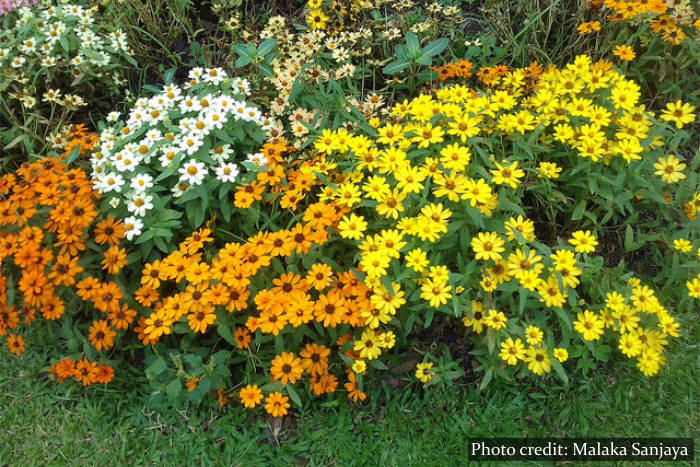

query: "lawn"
xmin=2 ymin=332 xmax=696 ymax=466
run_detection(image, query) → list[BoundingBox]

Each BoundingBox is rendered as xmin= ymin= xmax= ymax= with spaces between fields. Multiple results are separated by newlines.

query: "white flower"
xmin=210 ymin=143 xmax=234 ymax=163
xmin=178 ymin=133 xmax=204 ymax=155
xmin=124 ymin=216 xmax=144 ymax=241
xmin=108 ymin=197 xmax=120 ymax=208
xmin=127 ymin=193 xmax=154 ymax=217
xmin=246 ymin=152 xmax=268 ymax=167
xmin=178 ymin=159 xmax=208 ymax=185
xmin=202 ymin=67 xmax=226 ymax=85
xmin=106 ymin=111 xmax=120 ymax=122
xmin=99 ymin=173 xmax=125 ymax=193
xmin=215 ymin=163 xmax=240 ymax=183
xmin=130 ymin=173 xmax=154 ymax=192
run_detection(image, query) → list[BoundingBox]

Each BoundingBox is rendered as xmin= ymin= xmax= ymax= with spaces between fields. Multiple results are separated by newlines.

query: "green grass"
xmin=1 ymin=334 xmax=697 ymax=466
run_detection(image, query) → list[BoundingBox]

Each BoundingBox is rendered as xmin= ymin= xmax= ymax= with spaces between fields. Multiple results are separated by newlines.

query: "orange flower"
xmin=94 ymin=365 xmax=114 ymax=384
xmin=265 ymin=392 xmax=290 ymax=417
xmin=613 ymin=45 xmax=635 ymax=61
xmin=18 ymin=268 xmax=50 ymax=307
xmin=51 ymin=358 xmax=77 ymax=382
xmin=134 ymin=285 xmax=160 ymax=307
xmin=48 ymin=253 xmax=83 ymax=286
xmin=108 ymin=303 xmax=137 ymax=330
xmin=306 ymin=263 xmax=334 ymax=290
xmin=7 ymin=333 xmax=25 ymax=355
xmin=314 ymin=291 xmax=346 ymax=327
xmin=187 ymin=305 xmax=217 ymax=333
xmin=89 ymin=320 xmax=117 ymax=351
xmin=344 ymin=369 xmax=367 ymax=402
xmin=239 ymin=384 xmax=263 ymax=408
xmin=40 ymin=295 xmax=65 ymax=320
xmin=270 ymin=352 xmax=304 ymax=384
xmin=299 ymin=343 xmax=331 ymax=376
xmin=74 ymin=357 xmax=99 ymax=386
xmin=102 ymin=245 xmax=127 ymax=274
xmin=141 ymin=261 xmax=165 ymax=289
xmin=93 ymin=216 xmax=126 ymax=246
xmin=234 ymin=326 xmax=252 ymax=349
xmin=93 ymin=281 xmax=123 ymax=313
xmin=309 ymin=372 xmax=338 ymax=396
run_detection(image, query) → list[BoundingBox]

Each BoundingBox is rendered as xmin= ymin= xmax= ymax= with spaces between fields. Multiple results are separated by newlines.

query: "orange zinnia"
xmin=89 ymin=320 xmax=117 ymax=351
xmin=264 ymin=392 xmax=290 ymax=417
xmin=270 ymin=352 xmax=304 ymax=384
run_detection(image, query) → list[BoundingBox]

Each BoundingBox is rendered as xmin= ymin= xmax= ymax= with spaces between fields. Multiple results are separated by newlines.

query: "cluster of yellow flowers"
xmin=307 ymin=54 xmax=692 ymax=378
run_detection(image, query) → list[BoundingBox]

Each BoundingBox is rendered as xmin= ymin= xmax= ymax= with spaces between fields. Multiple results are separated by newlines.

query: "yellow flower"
xmin=352 ymin=360 xmax=367 ymax=374
xmin=673 ymin=238 xmax=692 ymax=253
xmin=654 ymin=155 xmax=686 ymax=183
xmin=420 ymin=279 xmax=452 ymax=308
xmin=553 ymin=348 xmax=568 ymax=362
xmin=499 ymin=338 xmax=525 ymax=365
xmin=524 ymin=347 xmax=551 ymax=375
xmin=573 ymin=310 xmax=605 ymax=341
xmin=415 ymin=362 xmax=434 ymax=383
xmin=525 ymin=325 xmax=543 ymax=345
xmin=405 ymin=248 xmax=429 ymax=272
xmin=491 ymin=160 xmax=524 ymax=189
xmin=569 ymin=230 xmax=598 ymax=254
xmin=471 ymin=232 xmax=506 ymax=261
xmin=660 ymin=100 xmax=696 ymax=129
xmin=485 ymin=309 xmax=508 ymax=330
xmin=338 ymin=214 xmax=367 ymax=240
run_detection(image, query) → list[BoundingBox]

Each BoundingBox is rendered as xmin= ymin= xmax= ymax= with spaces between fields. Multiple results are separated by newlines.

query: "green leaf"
xmin=286 ymin=385 xmax=302 ymax=407
xmin=421 ymin=38 xmax=449 ymax=57
xmin=572 ymin=200 xmax=586 ymax=221
xmin=146 ymin=358 xmax=167 ymax=379
xmin=405 ymin=32 xmax=420 ymax=58
xmin=624 ymin=225 xmax=634 ymax=251
xmin=217 ymin=324 xmax=236 ymax=346
xmin=383 ymin=60 xmax=410 ymax=75
xmin=257 ymin=38 xmax=276 ymax=56
xmin=166 ymin=379 xmax=182 ymax=400
xmin=551 ymin=359 xmax=569 ymax=385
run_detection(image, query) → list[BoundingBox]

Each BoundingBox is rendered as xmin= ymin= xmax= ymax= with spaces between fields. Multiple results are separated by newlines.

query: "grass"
xmin=1 ymin=330 xmax=697 ymax=466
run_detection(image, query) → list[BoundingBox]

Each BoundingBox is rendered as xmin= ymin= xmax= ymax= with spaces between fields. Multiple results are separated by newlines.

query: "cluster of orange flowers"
xmin=61 ymin=124 xmax=100 ymax=158
xmin=582 ymin=0 xmax=700 ymax=45
xmin=431 ymin=59 xmax=473 ymax=82
xmin=48 ymin=357 xmax=114 ymax=386
xmin=475 ymin=62 xmax=546 ymax=91
xmin=0 ymin=155 xmax=128 ymax=383
xmin=233 ymin=139 xmax=325 ymax=211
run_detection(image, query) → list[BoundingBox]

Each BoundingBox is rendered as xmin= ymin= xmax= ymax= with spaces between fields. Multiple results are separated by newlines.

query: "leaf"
xmin=257 ymin=38 xmax=276 ymax=56
xmin=233 ymin=43 xmax=253 ymax=60
xmin=166 ymin=379 xmax=182 ymax=400
xmin=571 ymin=200 xmax=586 ymax=221
xmin=286 ymin=385 xmax=302 ymax=407
xmin=405 ymin=32 xmax=420 ymax=58
xmin=421 ymin=38 xmax=449 ymax=57
xmin=163 ymin=68 xmax=176 ymax=85
xmin=551 ymin=359 xmax=569 ymax=385
xmin=383 ymin=60 xmax=410 ymax=75
xmin=146 ymin=357 xmax=167 ymax=379
xmin=624 ymin=225 xmax=634 ymax=251
xmin=217 ymin=324 xmax=236 ymax=346
xmin=479 ymin=368 xmax=493 ymax=390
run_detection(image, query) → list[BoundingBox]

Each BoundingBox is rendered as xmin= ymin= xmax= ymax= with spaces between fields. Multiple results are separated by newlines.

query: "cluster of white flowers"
xmin=1 ymin=2 xmax=129 ymax=69
xmin=90 ymin=67 xmax=272 ymax=241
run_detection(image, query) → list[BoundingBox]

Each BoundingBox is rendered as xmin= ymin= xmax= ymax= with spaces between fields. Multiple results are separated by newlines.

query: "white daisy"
xmin=178 ymin=159 xmax=208 ymax=185
xmin=127 ymin=193 xmax=154 ymax=217
xmin=215 ymin=163 xmax=239 ymax=183
xmin=124 ymin=216 xmax=144 ymax=241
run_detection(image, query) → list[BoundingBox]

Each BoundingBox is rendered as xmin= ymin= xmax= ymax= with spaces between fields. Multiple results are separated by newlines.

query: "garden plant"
xmin=0 ymin=0 xmax=698 ymax=464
